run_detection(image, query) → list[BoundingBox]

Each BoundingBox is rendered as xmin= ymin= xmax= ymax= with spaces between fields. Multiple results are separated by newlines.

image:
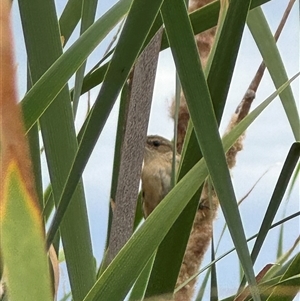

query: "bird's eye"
xmin=152 ymin=140 xmax=160 ymax=147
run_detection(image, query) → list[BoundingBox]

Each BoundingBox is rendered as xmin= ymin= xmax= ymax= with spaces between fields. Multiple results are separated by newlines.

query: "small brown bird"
xmin=141 ymin=135 xmax=180 ymax=218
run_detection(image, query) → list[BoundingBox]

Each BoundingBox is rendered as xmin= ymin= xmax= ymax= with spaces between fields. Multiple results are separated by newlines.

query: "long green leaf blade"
xmin=83 ymin=74 xmax=298 ymax=301
xmin=247 ymin=7 xmax=300 ymax=140
xmin=161 ymin=1 xmax=261 ymax=300
xmin=21 ymin=0 xmax=133 ymax=133
xmin=145 ymin=1 xmax=230 ymax=295
xmin=175 ymin=74 xmax=299 ymax=297
xmin=79 ymin=0 xmax=271 ymax=96
xmin=59 ymin=0 xmax=84 ymax=45
xmin=84 ymin=153 xmax=209 ymax=301
xmin=46 ymin=0 xmax=165 ymax=249
xmin=72 ymin=0 xmax=98 ymax=116
xmin=252 ymin=143 xmax=300 ymax=266
xmin=18 ymin=0 xmax=96 ymax=299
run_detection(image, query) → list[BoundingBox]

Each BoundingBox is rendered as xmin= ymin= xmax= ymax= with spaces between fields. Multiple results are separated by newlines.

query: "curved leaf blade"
xmin=46 ymin=0 xmax=165 ymax=248
xmin=21 ymin=0 xmax=133 ymax=133
xmin=247 ymin=7 xmax=300 ymax=140
xmin=161 ymin=0 xmax=261 ymax=300
xmin=82 ymin=74 xmax=298 ymax=301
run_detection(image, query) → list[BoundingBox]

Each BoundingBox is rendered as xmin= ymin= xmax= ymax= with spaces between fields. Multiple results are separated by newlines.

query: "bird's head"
xmin=144 ymin=135 xmax=173 ymax=161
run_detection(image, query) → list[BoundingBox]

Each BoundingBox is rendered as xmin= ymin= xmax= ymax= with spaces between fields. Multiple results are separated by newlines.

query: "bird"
xmin=141 ymin=135 xmax=180 ymax=218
